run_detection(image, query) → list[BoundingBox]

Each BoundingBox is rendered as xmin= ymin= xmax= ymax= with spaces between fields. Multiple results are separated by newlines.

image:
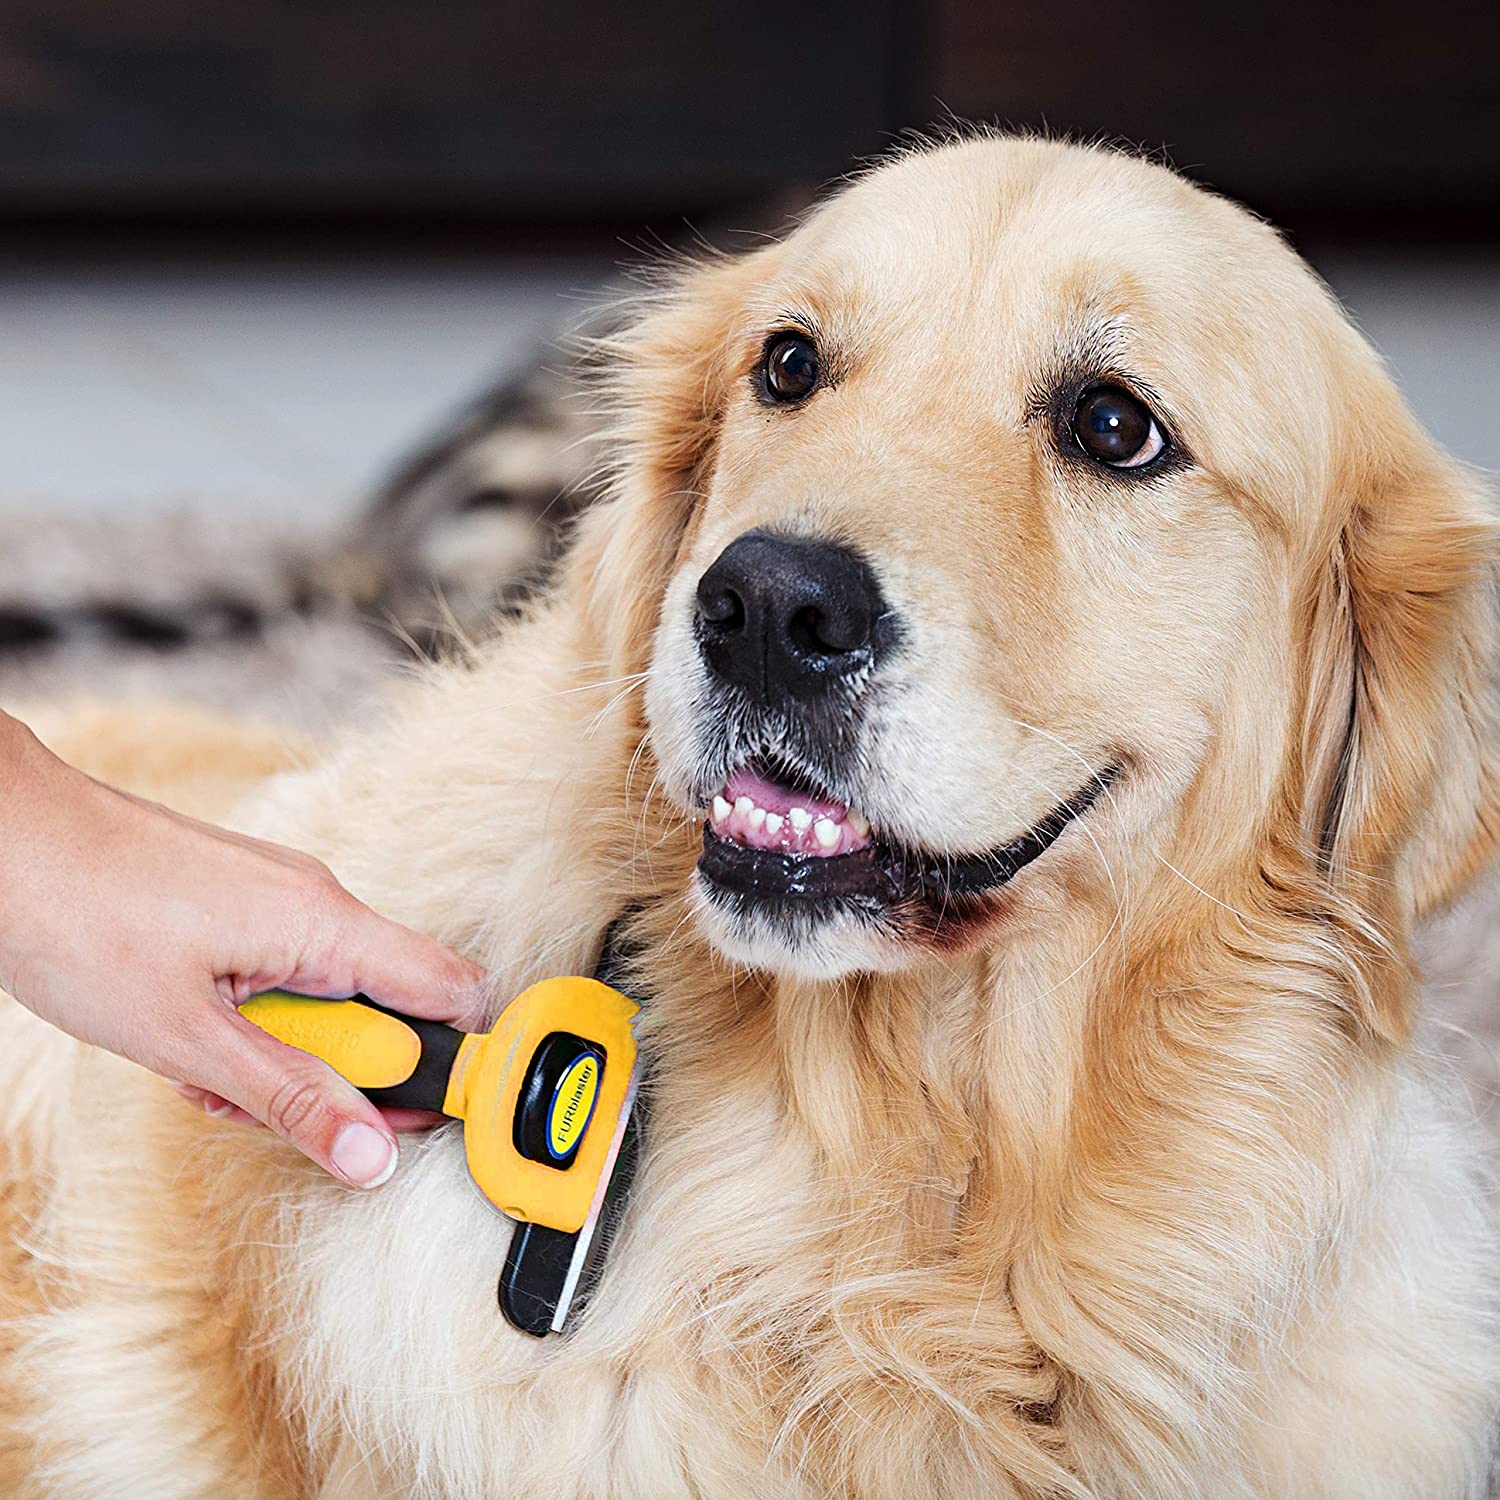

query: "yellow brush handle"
xmin=239 ymin=994 xmax=419 ymax=1087
xmin=240 ymin=992 xmax=460 ymax=1107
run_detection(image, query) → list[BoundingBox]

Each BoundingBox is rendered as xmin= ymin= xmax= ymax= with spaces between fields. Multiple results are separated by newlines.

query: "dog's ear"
xmin=568 ymin=246 xmax=781 ymax=676
xmin=1299 ymin=370 xmax=1498 ymax=1040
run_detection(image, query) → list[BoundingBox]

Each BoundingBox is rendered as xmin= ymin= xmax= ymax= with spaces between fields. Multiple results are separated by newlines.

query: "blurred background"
xmin=0 ymin=0 xmax=1495 ymax=710
xmin=1 ymin=1 xmax=1495 ymax=510
xmin=0 ymin=2 xmax=1497 ymax=1132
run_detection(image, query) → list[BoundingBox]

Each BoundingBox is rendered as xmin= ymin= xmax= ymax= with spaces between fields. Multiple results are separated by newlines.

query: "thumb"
xmin=192 ymin=1005 xmax=401 ymax=1188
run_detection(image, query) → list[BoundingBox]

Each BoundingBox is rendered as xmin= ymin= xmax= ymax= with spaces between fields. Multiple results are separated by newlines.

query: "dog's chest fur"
xmin=277 ymin=939 xmax=1069 ymax=1500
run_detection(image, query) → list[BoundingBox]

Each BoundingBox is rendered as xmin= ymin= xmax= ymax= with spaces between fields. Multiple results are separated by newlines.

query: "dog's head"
xmin=584 ymin=136 xmax=1496 ymax=1021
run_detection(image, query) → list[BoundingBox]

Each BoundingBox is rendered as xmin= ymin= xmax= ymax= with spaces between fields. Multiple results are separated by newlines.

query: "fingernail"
xmin=204 ymin=1098 xmax=235 ymax=1119
xmin=331 ymin=1122 xmax=397 ymax=1188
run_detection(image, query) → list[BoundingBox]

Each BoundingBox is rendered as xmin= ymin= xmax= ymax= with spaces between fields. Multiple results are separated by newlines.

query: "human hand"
xmin=0 ymin=713 xmax=490 ymax=1188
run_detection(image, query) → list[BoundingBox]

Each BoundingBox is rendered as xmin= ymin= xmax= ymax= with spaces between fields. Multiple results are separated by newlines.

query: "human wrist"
xmin=0 ymin=711 xmax=42 ymax=819
xmin=0 ymin=715 xmax=96 ymax=887
xmin=0 ymin=708 xmax=33 ymax=773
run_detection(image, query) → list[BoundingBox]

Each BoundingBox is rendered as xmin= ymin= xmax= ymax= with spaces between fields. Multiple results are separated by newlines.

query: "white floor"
xmin=0 ymin=248 xmax=1494 ymax=521
xmin=0 ymin=254 xmax=612 ymax=519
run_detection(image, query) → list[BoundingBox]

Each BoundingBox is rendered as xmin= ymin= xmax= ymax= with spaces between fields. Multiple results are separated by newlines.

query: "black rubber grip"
xmin=512 ymin=1031 xmax=603 ymax=1167
xmin=357 ymin=1000 xmax=466 ymax=1113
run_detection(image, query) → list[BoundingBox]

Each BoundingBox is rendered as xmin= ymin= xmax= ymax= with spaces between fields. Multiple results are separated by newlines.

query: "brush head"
xmin=450 ymin=976 xmax=640 ymax=1236
xmin=453 ymin=975 xmax=644 ymax=1336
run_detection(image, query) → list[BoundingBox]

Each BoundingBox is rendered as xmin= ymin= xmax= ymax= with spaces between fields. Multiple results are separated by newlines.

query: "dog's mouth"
xmin=698 ymin=757 xmax=1119 ymax=928
xmin=709 ymin=764 xmax=874 ymax=859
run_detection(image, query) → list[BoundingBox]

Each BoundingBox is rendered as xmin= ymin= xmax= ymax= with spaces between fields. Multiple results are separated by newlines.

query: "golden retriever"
xmin=3 ymin=133 xmax=1499 ymax=1499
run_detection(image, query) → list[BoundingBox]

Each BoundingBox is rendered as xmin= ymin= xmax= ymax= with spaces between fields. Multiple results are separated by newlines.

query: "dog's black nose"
xmin=694 ymin=531 xmax=885 ymax=702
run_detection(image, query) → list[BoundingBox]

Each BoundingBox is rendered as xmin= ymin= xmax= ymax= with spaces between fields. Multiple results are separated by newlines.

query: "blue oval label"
xmin=547 ymin=1053 xmax=601 ymax=1160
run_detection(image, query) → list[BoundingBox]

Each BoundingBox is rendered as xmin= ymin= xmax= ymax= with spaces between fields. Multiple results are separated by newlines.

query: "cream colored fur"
xmin=3 ymin=134 xmax=1499 ymax=1498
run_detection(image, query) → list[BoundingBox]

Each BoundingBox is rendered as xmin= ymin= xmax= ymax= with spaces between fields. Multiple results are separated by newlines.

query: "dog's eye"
xmin=1071 ymin=384 xmax=1167 ymax=469
xmin=762 ymin=333 xmax=820 ymax=404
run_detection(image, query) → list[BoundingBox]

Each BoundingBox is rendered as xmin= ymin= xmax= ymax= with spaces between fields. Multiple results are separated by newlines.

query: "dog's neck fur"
xmin=602 ymin=718 xmax=1395 ymax=1490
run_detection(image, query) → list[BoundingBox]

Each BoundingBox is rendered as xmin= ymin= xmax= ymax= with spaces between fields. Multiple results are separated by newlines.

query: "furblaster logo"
xmin=547 ymin=1053 xmax=601 ymax=1160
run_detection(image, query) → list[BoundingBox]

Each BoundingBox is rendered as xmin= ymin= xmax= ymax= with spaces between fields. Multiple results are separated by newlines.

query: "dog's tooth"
xmin=788 ymin=807 xmax=812 ymax=833
xmin=733 ymin=796 xmax=754 ymax=817
xmin=814 ymin=817 xmax=840 ymax=849
xmin=712 ymin=795 xmax=731 ymax=824
xmin=748 ymin=807 xmax=767 ymax=832
xmin=847 ymin=808 xmax=870 ymax=837
xmin=765 ymin=812 xmax=784 ymax=835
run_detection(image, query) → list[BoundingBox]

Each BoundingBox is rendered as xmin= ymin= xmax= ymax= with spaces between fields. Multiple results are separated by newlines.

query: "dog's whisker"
xmin=1153 ymin=854 xmax=1253 ymax=929
xmin=580 ymin=675 xmax=651 ymax=739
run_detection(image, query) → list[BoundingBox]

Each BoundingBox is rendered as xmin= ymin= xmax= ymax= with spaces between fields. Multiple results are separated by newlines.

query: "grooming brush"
xmin=240 ymin=976 xmax=641 ymax=1336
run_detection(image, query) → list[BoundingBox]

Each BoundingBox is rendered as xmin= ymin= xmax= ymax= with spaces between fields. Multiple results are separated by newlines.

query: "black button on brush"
xmin=513 ymin=1032 xmax=605 ymax=1169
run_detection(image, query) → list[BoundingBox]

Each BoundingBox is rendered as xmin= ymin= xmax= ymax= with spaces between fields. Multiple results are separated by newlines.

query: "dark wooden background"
xmin=0 ymin=1 xmax=1493 ymax=240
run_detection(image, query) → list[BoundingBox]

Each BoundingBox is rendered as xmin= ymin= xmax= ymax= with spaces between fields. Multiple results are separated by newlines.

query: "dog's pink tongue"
xmin=710 ymin=767 xmax=872 ymax=857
